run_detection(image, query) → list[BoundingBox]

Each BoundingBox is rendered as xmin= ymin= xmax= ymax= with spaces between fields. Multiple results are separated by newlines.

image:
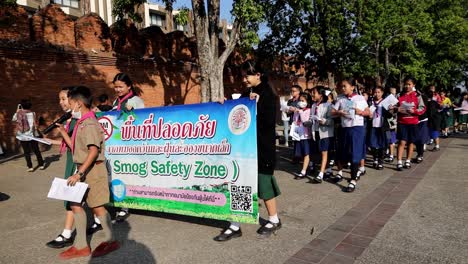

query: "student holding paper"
xmin=309 ymin=86 xmax=334 ymax=183
xmin=12 ymin=99 xmax=45 ymax=172
xmin=394 ymin=77 xmax=426 ymax=171
xmin=55 ymin=86 xmax=119 ymax=259
xmin=44 ymin=87 xmax=78 ymax=248
xmin=368 ymin=87 xmax=392 ymax=170
xmin=331 ymin=78 xmax=370 ymax=192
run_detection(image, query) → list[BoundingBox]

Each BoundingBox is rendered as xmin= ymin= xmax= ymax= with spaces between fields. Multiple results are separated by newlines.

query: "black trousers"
xmin=20 ymin=140 xmax=44 ymax=168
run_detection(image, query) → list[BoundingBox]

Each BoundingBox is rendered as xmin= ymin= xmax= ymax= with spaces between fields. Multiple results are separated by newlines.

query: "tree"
xmin=259 ymin=0 xmax=356 ymax=89
xmin=353 ymin=0 xmax=433 ymax=88
xmin=113 ymin=0 xmax=264 ymax=102
xmin=424 ymin=0 xmax=468 ymax=89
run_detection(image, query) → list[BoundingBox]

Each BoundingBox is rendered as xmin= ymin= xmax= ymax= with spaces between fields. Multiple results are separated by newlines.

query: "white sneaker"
xmin=27 ymin=168 xmax=34 ymax=172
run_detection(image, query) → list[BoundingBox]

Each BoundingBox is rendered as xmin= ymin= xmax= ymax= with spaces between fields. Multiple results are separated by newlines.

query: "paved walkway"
xmin=0 ymin=135 xmax=466 ymax=264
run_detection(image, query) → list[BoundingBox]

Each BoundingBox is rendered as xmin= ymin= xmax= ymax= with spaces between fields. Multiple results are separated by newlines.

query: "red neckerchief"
xmin=373 ymin=98 xmax=383 ymax=118
xmin=60 ymin=118 xmax=73 ymax=154
xmin=295 ymin=107 xmax=310 ymax=125
xmin=347 ymin=93 xmax=357 ymax=99
xmin=314 ymin=102 xmax=322 ymax=115
xmin=71 ymin=111 xmax=96 ymax=153
xmin=116 ymin=91 xmax=134 ymax=110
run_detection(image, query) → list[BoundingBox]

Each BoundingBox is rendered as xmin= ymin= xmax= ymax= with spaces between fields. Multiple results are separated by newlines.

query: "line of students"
xmin=285 ymin=77 xmax=465 ymax=193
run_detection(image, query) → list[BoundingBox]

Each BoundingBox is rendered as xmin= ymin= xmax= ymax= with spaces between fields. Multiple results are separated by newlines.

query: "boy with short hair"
xmin=56 ymin=86 xmax=119 ymax=259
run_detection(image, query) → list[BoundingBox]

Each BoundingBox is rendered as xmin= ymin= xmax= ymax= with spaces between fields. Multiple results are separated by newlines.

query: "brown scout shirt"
xmin=73 ymin=118 xmax=105 ymax=164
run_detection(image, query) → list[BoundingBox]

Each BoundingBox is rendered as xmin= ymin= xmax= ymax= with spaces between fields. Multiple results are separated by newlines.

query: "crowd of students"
xmin=281 ymin=77 xmax=468 ymax=192
xmin=11 ymin=65 xmax=468 ymax=258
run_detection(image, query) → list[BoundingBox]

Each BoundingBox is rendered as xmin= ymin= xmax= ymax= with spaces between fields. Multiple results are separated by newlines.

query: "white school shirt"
xmin=334 ymin=94 xmax=368 ymax=127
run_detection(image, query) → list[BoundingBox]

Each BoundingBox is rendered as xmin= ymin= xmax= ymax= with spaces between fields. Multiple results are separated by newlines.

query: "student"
xmin=458 ymin=92 xmax=468 ymax=133
xmin=309 ymin=87 xmax=334 ymax=183
xmin=96 ymin=93 xmax=113 ymax=112
xmin=332 ymin=78 xmax=370 ymax=192
xmin=385 ymin=87 xmax=398 ymax=162
xmin=286 ymin=85 xmax=302 ymax=162
xmin=440 ymin=90 xmax=453 ymax=137
xmin=368 ymin=87 xmax=392 ymax=170
xmin=414 ymin=90 xmax=430 ymax=163
xmin=279 ymin=88 xmax=292 ymax=147
xmin=394 ymin=77 xmax=426 ymax=171
xmin=12 ymin=99 xmax=45 ymax=172
xmin=111 ymin=73 xmax=145 ymax=222
xmin=44 ymin=87 xmax=78 ymax=248
xmin=112 ymin=73 xmax=145 ymax=112
xmin=55 ymin=86 xmax=119 ymax=259
xmin=214 ymin=60 xmax=281 ymax=241
xmin=426 ymin=91 xmax=442 ymax=151
xmin=292 ymin=92 xmax=313 ymax=178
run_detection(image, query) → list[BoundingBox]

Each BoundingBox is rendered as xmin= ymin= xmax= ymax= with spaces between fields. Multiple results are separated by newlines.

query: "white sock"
xmin=406 ymin=159 xmax=411 ymax=164
xmin=318 ymin=172 xmax=324 ymax=179
xmin=225 ymin=222 xmax=240 ymax=234
xmin=337 ymin=170 xmax=343 ymax=177
xmin=57 ymin=229 xmax=72 ymax=240
xmin=398 ymin=160 xmax=402 ymax=164
xmin=301 ymin=170 xmax=306 ymax=175
xmin=269 ymin=214 xmax=280 ymax=224
xmin=390 ymin=155 xmax=394 ymax=158
xmin=359 ymin=166 xmax=365 ymax=172
xmin=436 ymin=144 xmax=439 ymax=148
xmin=94 ymin=216 xmax=101 ymax=225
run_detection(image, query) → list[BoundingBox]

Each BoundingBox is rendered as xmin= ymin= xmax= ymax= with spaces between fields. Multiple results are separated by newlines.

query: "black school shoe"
xmin=213 ymin=228 xmax=242 ymax=242
xmin=115 ymin=210 xmax=130 ymax=222
xmin=87 ymin=222 xmax=103 ymax=235
xmin=257 ymin=220 xmax=282 ymax=235
xmin=46 ymin=234 xmax=75 ymax=249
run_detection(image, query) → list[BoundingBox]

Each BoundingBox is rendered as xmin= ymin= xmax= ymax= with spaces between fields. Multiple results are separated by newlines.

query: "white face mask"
xmin=71 ymin=105 xmax=82 ymax=119
xmin=297 ymin=101 xmax=307 ymax=109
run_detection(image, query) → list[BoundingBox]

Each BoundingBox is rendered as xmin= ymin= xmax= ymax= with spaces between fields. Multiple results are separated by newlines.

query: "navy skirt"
xmin=368 ymin=127 xmax=388 ymax=149
xmin=294 ymin=139 xmax=311 ymax=157
xmin=415 ymin=121 xmax=430 ymax=144
xmin=337 ymin=126 xmax=366 ymax=164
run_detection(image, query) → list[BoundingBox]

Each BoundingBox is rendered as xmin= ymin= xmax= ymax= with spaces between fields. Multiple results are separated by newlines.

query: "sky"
xmin=150 ymin=0 xmax=235 ymax=22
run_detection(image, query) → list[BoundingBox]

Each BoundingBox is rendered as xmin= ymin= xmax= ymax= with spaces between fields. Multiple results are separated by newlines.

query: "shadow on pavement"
xmin=89 ymin=221 xmax=157 ymax=264
xmin=0 ymin=192 xmax=10 ymax=202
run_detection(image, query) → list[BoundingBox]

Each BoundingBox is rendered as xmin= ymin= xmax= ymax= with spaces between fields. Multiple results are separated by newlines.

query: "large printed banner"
xmin=98 ymin=98 xmax=258 ymax=224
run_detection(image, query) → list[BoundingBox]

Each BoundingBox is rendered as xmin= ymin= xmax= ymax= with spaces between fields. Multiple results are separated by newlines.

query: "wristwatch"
xmin=77 ymin=171 xmax=85 ymax=179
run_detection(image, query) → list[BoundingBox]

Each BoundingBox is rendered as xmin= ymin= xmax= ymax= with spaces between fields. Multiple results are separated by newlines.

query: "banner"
xmin=98 ymin=98 xmax=258 ymax=224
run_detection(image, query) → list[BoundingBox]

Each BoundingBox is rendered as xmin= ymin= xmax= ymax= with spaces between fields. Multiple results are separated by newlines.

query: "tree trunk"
xmin=327 ymin=71 xmax=335 ymax=90
xmin=375 ymin=41 xmax=381 ymax=87
xmin=383 ymin=47 xmax=390 ymax=87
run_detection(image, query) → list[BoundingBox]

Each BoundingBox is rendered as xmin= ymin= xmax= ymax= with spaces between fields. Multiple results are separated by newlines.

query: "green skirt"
xmin=63 ymin=151 xmax=76 ymax=210
xmin=258 ymin=173 xmax=281 ymax=200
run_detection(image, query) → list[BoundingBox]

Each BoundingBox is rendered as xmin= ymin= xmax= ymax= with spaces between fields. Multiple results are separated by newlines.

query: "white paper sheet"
xmin=47 ymin=177 xmax=88 ymax=203
xmin=380 ymin=94 xmax=399 ymax=110
xmin=17 ymin=135 xmax=52 ymax=145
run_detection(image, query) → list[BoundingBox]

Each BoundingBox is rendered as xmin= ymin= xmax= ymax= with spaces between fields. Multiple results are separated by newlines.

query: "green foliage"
xmin=174 ymin=7 xmax=189 ymax=26
xmin=258 ymin=0 xmax=467 ymax=89
xmin=0 ymin=0 xmax=17 ymax=8
xmin=232 ymin=0 xmax=265 ymax=51
xmin=112 ymin=0 xmax=146 ymax=23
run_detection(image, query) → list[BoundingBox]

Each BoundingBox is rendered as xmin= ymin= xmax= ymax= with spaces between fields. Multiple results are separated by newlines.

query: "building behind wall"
xmin=16 ymin=0 xmax=114 ymax=26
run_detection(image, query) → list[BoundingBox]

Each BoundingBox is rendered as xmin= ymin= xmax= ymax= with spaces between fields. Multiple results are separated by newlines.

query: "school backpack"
xmin=16 ymin=110 xmax=31 ymax=133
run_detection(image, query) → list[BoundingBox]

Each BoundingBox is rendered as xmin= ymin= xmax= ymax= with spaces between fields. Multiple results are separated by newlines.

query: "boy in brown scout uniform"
xmin=55 ymin=86 xmax=119 ymax=259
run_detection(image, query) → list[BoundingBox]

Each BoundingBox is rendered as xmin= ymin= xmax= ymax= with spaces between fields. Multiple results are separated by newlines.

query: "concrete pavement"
xmin=0 ymin=135 xmax=466 ymax=264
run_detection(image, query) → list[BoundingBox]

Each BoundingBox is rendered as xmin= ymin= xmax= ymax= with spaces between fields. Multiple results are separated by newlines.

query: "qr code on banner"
xmin=230 ymin=185 xmax=253 ymax=213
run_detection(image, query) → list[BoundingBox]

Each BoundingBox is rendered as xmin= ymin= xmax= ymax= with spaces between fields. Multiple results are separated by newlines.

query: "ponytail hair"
xmin=313 ymin=85 xmax=329 ymax=103
xmin=113 ymin=72 xmax=143 ymax=96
